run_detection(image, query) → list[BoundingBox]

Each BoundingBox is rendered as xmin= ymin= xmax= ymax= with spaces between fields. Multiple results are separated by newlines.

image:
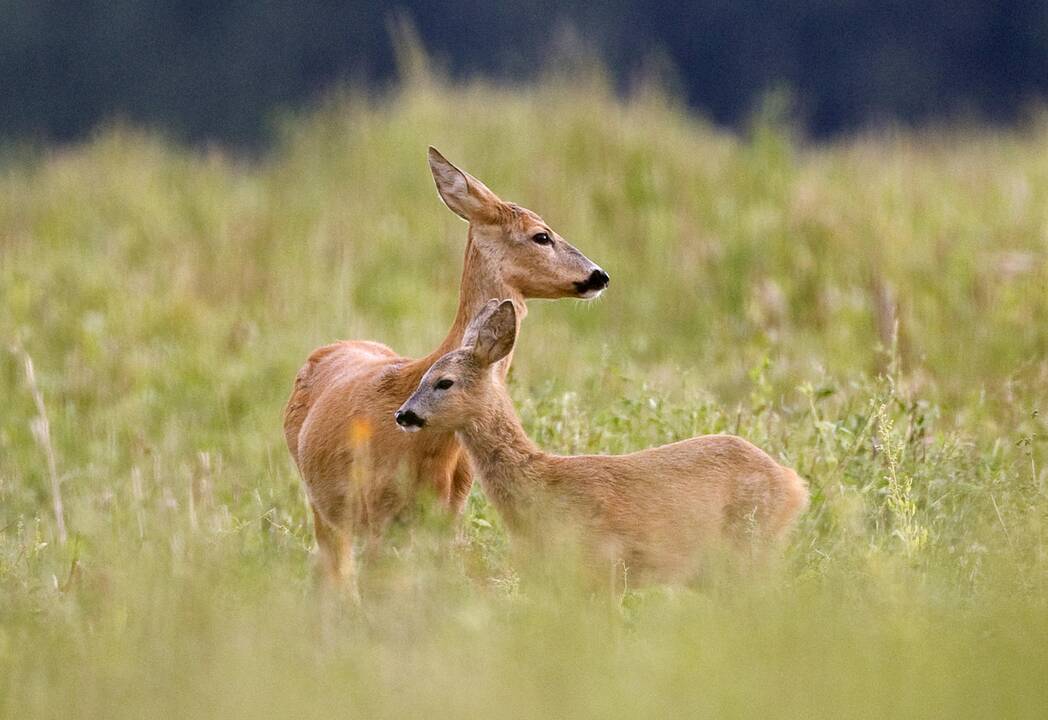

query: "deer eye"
xmin=531 ymin=232 xmax=552 ymax=246
xmin=434 ymin=378 xmax=454 ymax=390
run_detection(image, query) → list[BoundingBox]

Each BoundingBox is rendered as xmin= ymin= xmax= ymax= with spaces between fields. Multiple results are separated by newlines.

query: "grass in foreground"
xmin=1 ymin=71 xmax=1047 ymax=717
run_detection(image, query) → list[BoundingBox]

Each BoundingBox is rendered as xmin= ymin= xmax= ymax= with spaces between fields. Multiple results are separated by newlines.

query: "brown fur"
xmin=284 ymin=149 xmax=606 ymax=591
xmin=397 ymin=301 xmax=809 ymax=586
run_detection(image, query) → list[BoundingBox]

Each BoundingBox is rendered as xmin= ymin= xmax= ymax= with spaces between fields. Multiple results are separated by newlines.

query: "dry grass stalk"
xmin=15 ymin=345 xmax=68 ymax=544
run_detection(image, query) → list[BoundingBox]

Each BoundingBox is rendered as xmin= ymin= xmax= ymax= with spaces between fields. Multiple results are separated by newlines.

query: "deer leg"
xmin=312 ymin=506 xmax=358 ymax=601
xmin=448 ymin=454 xmax=475 ymax=515
xmin=446 ymin=455 xmax=476 ymax=546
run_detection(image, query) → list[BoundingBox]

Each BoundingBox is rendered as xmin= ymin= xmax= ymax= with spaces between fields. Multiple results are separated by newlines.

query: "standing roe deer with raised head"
xmin=395 ymin=300 xmax=808 ymax=586
xmin=284 ymin=149 xmax=609 ymax=591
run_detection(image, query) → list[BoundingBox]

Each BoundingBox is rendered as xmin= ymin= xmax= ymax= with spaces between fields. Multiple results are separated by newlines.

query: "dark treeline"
xmin=3 ymin=0 xmax=1047 ymax=145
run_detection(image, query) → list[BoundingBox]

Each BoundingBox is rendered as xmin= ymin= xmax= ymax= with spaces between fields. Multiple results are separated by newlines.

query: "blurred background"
xmin=4 ymin=0 xmax=1048 ymax=145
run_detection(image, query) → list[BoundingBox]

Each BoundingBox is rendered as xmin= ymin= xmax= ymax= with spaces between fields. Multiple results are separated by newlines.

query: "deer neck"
xmin=397 ymin=231 xmax=524 ymax=409
xmin=429 ymin=231 xmax=526 ymax=374
xmin=457 ymin=385 xmax=544 ymax=527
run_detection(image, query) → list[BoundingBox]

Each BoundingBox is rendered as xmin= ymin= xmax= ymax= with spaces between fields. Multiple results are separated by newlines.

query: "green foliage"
xmin=1 ymin=77 xmax=1047 ymax=717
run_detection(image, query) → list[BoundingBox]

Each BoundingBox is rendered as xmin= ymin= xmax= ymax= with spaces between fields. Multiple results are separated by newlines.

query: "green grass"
xmin=2 ymin=70 xmax=1047 ymax=718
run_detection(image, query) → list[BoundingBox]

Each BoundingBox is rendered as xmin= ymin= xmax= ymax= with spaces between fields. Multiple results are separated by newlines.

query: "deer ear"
xmin=428 ymin=147 xmax=503 ymax=224
xmin=464 ymin=299 xmax=518 ymax=367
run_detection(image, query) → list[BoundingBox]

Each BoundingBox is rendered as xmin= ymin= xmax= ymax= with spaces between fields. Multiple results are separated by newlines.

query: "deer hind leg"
xmin=312 ymin=507 xmax=358 ymax=600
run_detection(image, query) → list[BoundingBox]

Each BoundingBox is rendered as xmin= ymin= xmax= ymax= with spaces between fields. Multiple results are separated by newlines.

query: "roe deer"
xmin=284 ymin=149 xmax=608 ymax=591
xmin=395 ymin=300 xmax=809 ymax=586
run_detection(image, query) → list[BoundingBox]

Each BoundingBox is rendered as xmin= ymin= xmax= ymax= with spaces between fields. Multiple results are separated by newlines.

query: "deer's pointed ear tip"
xmin=479 ymin=298 xmax=501 ymax=315
xmin=496 ymin=300 xmax=518 ymax=325
xmin=427 ymin=146 xmax=445 ymax=162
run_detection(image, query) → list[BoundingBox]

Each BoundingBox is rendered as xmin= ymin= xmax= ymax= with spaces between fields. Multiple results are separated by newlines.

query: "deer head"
xmin=428 ymin=148 xmax=609 ymax=299
xmin=395 ymin=299 xmax=517 ymax=432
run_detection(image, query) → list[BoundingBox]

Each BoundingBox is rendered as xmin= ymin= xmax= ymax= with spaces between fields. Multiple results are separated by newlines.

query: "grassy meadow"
xmin=2 ymin=69 xmax=1048 ymax=717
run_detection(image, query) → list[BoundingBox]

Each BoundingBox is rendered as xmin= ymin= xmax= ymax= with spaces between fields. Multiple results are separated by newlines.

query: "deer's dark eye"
xmin=435 ymin=378 xmax=454 ymax=390
xmin=531 ymin=232 xmax=552 ymax=246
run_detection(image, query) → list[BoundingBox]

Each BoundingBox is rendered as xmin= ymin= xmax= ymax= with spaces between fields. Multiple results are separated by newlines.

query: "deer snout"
xmin=574 ymin=268 xmax=610 ymax=298
xmin=394 ymin=408 xmax=426 ymax=432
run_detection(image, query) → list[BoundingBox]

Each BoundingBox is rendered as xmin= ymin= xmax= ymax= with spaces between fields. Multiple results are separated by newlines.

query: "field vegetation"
xmin=2 ymin=65 xmax=1047 ymax=717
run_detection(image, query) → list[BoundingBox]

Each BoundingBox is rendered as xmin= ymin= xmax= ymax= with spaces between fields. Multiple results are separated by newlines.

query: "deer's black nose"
xmin=395 ymin=409 xmax=425 ymax=428
xmin=575 ymin=268 xmax=610 ymax=295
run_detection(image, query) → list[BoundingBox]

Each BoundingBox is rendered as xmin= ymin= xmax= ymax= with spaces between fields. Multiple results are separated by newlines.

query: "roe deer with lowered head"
xmin=395 ymin=300 xmax=808 ymax=586
xmin=284 ymin=149 xmax=608 ymax=593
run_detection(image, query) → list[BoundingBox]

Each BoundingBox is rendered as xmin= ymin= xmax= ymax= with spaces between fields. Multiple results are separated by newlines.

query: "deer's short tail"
xmin=773 ymin=467 xmax=810 ymax=539
xmin=283 ymin=343 xmax=346 ymax=467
